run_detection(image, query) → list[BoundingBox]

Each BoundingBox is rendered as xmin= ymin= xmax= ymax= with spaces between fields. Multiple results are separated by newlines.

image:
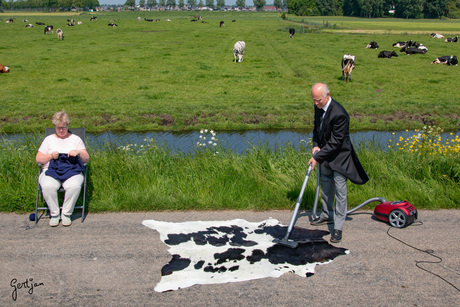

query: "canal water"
xmin=83 ymin=129 xmax=459 ymax=154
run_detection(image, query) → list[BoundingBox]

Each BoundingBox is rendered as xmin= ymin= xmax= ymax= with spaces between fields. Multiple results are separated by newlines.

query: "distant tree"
xmin=423 ymin=0 xmax=449 ymax=18
xmin=236 ymin=0 xmax=245 ymax=7
xmin=187 ymin=0 xmax=197 ymax=6
xmin=166 ymin=0 xmax=176 ymax=8
xmin=178 ymin=0 xmax=185 ymax=8
xmin=205 ymin=0 xmax=214 ymax=8
xmin=315 ymin=0 xmax=343 ymax=15
xmin=140 ymin=0 xmax=145 ymax=6
xmin=274 ymin=0 xmax=283 ymax=8
xmin=253 ymin=0 xmax=266 ymax=11
xmin=159 ymin=0 xmax=166 ymax=6
xmin=447 ymin=0 xmax=460 ymax=17
xmin=288 ymin=0 xmax=318 ymax=15
xmin=216 ymin=0 xmax=225 ymax=8
xmin=198 ymin=0 xmax=204 ymax=6
xmin=124 ymin=0 xmax=135 ymax=6
xmin=394 ymin=0 xmax=424 ymax=18
xmin=147 ymin=0 xmax=158 ymax=6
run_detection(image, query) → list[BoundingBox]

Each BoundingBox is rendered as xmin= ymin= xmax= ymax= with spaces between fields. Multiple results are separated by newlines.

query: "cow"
xmin=36 ymin=22 xmax=45 ymax=25
xmin=6 ymin=19 xmax=13 ymax=23
xmin=289 ymin=28 xmax=295 ymax=38
xmin=67 ymin=22 xmax=75 ymax=27
xmin=431 ymin=55 xmax=458 ymax=66
xmin=378 ymin=50 xmax=398 ymax=58
xmin=145 ymin=18 xmax=154 ymax=22
xmin=445 ymin=36 xmax=458 ymax=43
xmin=220 ymin=21 xmax=225 ymax=27
xmin=25 ymin=24 xmax=34 ymax=28
xmin=44 ymin=25 xmax=53 ymax=34
xmin=413 ymin=42 xmax=428 ymax=51
xmin=430 ymin=33 xmax=444 ymax=39
xmin=56 ymin=28 xmax=64 ymax=40
xmin=77 ymin=21 xmax=82 ymax=25
xmin=233 ymin=41 xmax=246 ymax=63
xmin=108 ymin=23 xmax=118 ymax=27
xmin=366 ymin=41 xmax=379 ymax=49
xmin=0 ymin=63 xmax=10 ymax=73
xmin=392 ymin=41 xmax=412 ymax=48
xmin=90 ymin=17 xmax=97 ymax=21
xmin=341 ymin=54 xmax=355 ymax=82
xmin=138 ymin=17 xmax=142 ymax=21
xmin=400 ymin=46 xmax=426 ymax=55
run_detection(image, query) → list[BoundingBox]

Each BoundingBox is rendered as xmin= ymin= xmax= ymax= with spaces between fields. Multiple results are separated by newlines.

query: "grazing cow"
xmin=36 ymin=22 xmax=45 ymax=25
xmin=145 ymin=18 xmax=154 ymax=22
xmin=445 ymin=36 xmax=458 ymax=43
xmin=431 ymin=55 xmax=458 ymax=66
xmin=289 ymin=28 xmax=295 ymax=38
xmin=233 ymin=41 xmax=246 ymax=63
xmin=25 ymin=24 xmax=34 ymax=28
xmin=341 ymin=54 xmax=355 ymax=82
xmin=44 ymin=26 xmax=53 ymax=34
xmin=366 ymin=41 xmax=379 ymax=49
xmin=108 ymin=23 xmax=118 ymax=27
xmin=6 ymin=19 xmax=14 ymax=23
xmin=56 ymin=28 xmax=64 ymax=40
xmin=378 ymin=50 xmax=398 ymax=58
xmin=430 ymin=33 xmax=444 ymax=39
xmin=90 ymin=17 xmax=97 ymax=21
xmin=220 ymin=21 xmax=225 ymax=27
xmin=400 ymin=46 xmax=426 ymax=55
xmin=67 ymin=22 xmax=75 ymax=27
xmin=23 ymin=19 xmax=28 ymax=22
xmin=232 ymin=20 xmax=236 ymax=22
xmin=191 ymin=19 xmax=197 ymax=22
xmin=0 ymin=63 xmax=10 ymax=73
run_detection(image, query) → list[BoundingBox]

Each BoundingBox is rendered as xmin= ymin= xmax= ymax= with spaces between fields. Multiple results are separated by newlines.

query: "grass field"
xmin=1 ymin=11 xmax=459 ymax=133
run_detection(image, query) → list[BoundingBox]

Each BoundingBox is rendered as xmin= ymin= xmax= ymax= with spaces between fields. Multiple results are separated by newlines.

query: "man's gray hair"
xmin=312 ymin=83 xmax=330 ymax=98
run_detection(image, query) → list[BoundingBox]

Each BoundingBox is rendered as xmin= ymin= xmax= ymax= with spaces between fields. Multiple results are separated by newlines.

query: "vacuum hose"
xmin=310 ymin=165 xmax=387 ymax=219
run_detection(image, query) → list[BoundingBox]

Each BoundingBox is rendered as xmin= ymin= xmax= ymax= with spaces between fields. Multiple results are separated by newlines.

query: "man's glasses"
xmin=55 ymin=126 xmax=68 ymax=130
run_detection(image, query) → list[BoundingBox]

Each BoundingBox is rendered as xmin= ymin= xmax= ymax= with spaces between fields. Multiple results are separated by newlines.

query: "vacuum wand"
xmin=273 ymin=164 xmax=313 ymax=248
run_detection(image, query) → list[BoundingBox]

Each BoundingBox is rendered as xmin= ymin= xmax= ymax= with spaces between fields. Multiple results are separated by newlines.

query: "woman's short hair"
xmin=52 ymin=111 xmax=70 ymax=127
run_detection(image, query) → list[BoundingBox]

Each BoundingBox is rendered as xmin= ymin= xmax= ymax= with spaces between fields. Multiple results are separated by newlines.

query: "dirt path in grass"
xmin=1 ymin=210 xmax=459 ymax=306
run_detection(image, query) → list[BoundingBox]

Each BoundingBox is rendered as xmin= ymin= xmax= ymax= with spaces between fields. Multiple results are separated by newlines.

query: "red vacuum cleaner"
xmin=373 ymin=200 xmax=418 ymax=228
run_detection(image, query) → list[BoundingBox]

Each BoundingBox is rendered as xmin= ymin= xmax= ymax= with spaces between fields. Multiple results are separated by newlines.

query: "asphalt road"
xmin=1 ymin=210 xmax=459 ymax=306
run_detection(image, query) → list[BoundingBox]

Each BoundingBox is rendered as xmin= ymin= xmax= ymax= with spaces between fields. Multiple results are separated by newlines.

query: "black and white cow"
xmin=145 ymin=18 xmax=154 ymax=22
xmin=430 ymin=33 xmax=444 ymax=39
xmin=413 ymin=42 xmax=428 ymax=51
xmin=220 ymin=21 xmax=225 ymax=27
xmin=393 ymin=40 xmax=413 ymax=48
xmin=431 ymin=55 xmax=458 ymax=66
xmin=0 ymin=63 xmax=10 ymax=73
xmin=341 ymin=54 xmax=355 ymax=82
xmin=56 ymin=28 xmax=64 ymax=40
xmin=90 ymin=16 xmax=98 ymax=21
xmin=378 ymin=50 xmax=398 ymax=58
xmin=36 ymin=22 xmax=45 ymax=25
xmin=445 ymin=36 xmax=458 ymax=43
xmin=108 ymin=23 xmax=118 ymax=27
xmin=25 ymin=24 xmax=34 ymax=28
xmin=366 ymin=41 xmax=379 ymax=49
xmin=289 ymin=28 xmax=295 ymax=38
xmin=44 ymin=25 xmax=53 ymax=34
xmin=400 ymin=46 xmax=426 ymax=55
xmin=233 ymin=41 xmax=246 ymax=63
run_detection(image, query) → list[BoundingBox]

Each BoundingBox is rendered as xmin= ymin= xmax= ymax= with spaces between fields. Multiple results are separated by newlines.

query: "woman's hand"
xmin=68 ymin=150 xmax=80 ymax=157
xmin=51 ymin=151 xmax=59 ymax=160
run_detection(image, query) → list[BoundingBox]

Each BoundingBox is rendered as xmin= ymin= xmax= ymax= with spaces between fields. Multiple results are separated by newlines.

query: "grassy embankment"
xmin=0 ymin=11 xmax=459 ymax=133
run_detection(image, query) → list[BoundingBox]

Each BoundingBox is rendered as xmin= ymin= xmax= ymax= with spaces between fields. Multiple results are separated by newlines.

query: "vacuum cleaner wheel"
xmin=388 ymin=209 xmax=408 ymax=228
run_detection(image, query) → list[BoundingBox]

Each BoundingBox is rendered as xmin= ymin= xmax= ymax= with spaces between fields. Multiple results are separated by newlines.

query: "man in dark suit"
xmin=308 ymin=83 xmax=369 ymax=243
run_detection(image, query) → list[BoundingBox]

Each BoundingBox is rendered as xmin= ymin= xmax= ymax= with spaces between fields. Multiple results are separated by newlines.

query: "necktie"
xmin=319 ymin=109 xmax=325 ymax=130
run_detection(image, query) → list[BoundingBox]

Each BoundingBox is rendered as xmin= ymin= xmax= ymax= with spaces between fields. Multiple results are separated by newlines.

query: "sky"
xmin=97 ymin=0 xmax=255 ymax=6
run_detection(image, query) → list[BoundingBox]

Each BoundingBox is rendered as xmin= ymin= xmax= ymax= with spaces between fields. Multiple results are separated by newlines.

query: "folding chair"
xmin=35 ymin=127 xmax=88 ymax=223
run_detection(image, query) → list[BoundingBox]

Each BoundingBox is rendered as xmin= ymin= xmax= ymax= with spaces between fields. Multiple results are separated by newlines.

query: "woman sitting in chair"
xmin=36 ymin=111 xmax=89 ymax=227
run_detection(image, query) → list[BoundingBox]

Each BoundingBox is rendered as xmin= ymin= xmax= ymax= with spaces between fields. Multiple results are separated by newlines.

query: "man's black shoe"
xmin=310 ymin=217 xmax=331 ymax=226
xmin=330 ymin=229 xmax=342 ymax=243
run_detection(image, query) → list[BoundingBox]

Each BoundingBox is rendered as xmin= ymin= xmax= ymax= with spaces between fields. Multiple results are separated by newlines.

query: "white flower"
xmin=204 ymin=129 xmax=208 ymax=133
xmin=208 ymin=141 xmax=212 ymax=144
xmin=200 ymin=129 xmax=204 ymax=134
xmin=213 ymin=143 xmax=217 ymax=146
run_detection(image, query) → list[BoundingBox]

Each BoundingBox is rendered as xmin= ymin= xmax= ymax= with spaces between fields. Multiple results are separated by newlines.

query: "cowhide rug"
xmin=142 ymin=218 xmax=349 ymax=292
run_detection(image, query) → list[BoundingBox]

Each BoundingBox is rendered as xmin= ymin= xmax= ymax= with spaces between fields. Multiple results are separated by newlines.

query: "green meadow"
xmin=0 ymin=11 xmax=459 ymax=213
xmin=1 ymin=11 xmax=459 ymax=133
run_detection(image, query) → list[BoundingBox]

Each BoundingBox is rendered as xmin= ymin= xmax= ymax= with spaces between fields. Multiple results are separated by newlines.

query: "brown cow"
xmin=0 ymin=63 xmax=10 ymax=73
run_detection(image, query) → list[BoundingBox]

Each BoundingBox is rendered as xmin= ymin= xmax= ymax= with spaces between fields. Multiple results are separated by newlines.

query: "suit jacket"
xmin=312 ymin=99 xmax=369 ymax=185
